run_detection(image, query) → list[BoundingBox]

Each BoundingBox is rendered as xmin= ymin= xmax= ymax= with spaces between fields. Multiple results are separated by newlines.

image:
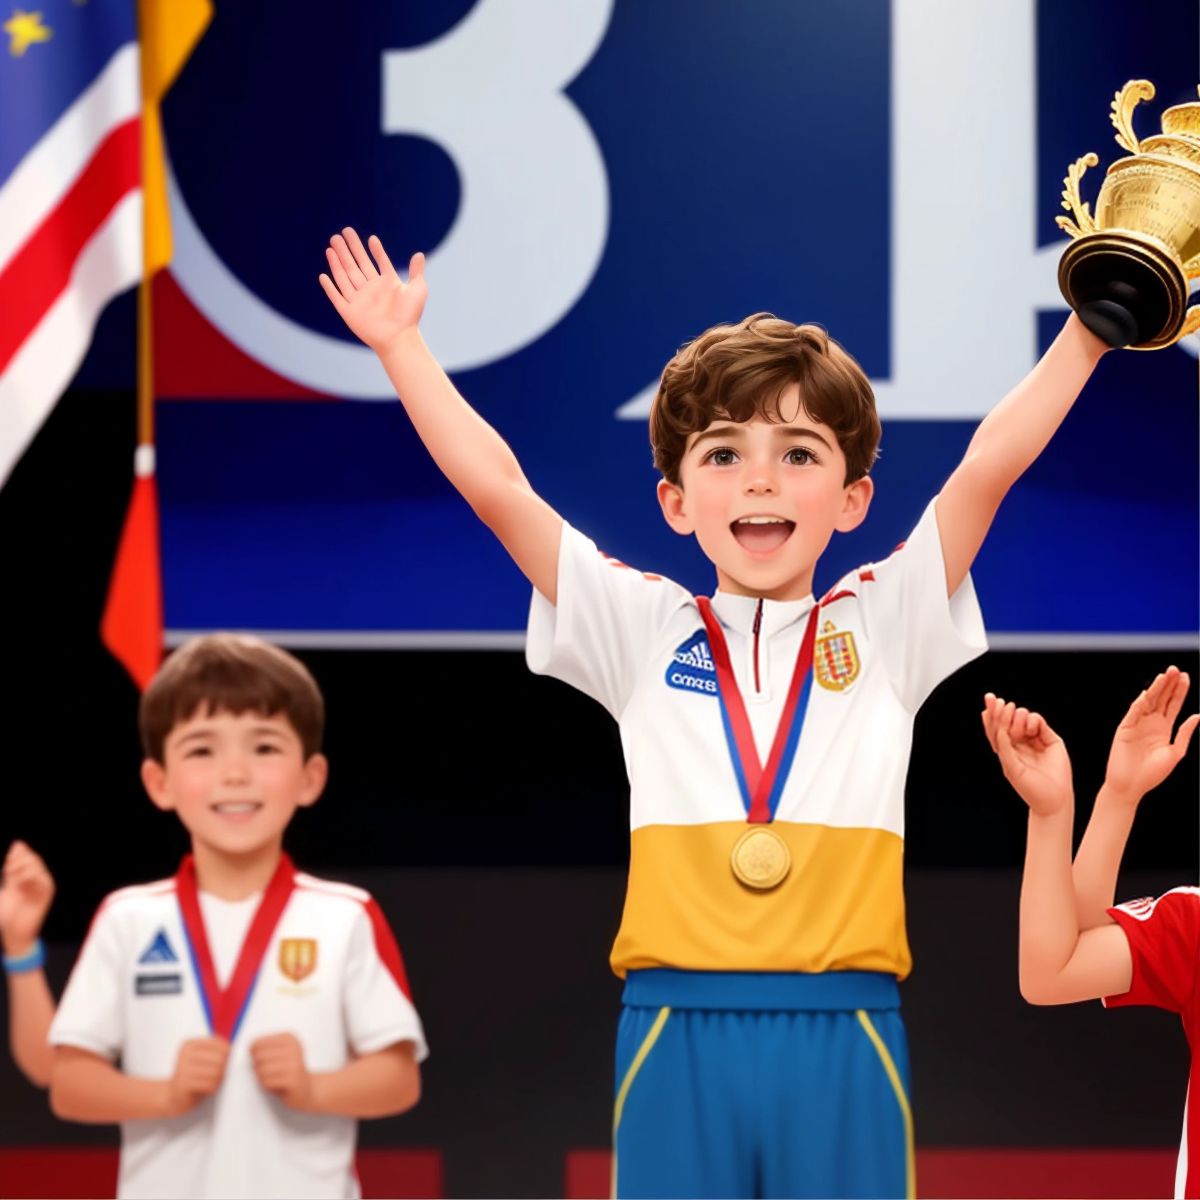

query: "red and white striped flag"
xmin=0 ymin=4 xmax=142 ymax=481
xmin=0 ymin=0 xmax=210 ymax=689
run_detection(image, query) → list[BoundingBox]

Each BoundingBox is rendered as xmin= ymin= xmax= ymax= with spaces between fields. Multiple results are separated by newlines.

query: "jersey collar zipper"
xmin=752 ymin=597 xmax=763 ymax=694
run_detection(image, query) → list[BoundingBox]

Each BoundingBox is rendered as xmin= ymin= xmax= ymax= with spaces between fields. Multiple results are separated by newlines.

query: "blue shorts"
xmin=612 ymin=970 xmax=913 ymax=1200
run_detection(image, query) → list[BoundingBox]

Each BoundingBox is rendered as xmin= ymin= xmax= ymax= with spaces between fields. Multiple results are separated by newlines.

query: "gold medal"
xmin=731 ymin=826 xmax=791 ymax=890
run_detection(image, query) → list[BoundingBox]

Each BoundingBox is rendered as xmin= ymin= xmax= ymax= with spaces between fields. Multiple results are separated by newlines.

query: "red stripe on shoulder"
xmin=80 ymin=880 xmax=176 ymax=954
xmin=600 ymin=550 xmax=662 ymax=583
xmin=819 ymin=588 xmax=856 ymax=606
xmin=858 ymin=569 xmax=875 ymax=583
xmin=361 ymin=897 xmax=414 ymax=1001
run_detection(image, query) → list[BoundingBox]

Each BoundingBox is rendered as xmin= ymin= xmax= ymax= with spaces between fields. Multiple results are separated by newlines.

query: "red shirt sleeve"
xmin=1104 ymin=888 xmax=1200 ymax=1013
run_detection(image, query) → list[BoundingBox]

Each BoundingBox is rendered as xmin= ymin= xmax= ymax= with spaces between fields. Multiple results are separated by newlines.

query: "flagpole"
xmin=101 ymin=0 xmax=210 ymax=690
xmin=137 ymin=276 xmax=154 ymax=452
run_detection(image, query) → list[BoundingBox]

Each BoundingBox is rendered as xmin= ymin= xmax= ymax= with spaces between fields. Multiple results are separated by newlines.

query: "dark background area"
xmin=0 ymin=384 xmax=1197 ymax=1197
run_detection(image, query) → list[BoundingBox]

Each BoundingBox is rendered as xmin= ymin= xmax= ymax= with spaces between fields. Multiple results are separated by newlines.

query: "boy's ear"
xmin=657 ymin=478 xmax=695 ymax=536
xmin=141 ymin=759 xmax=174 ymax=812
xmin=835 ymin=475 xmax=874 ymax=533
xmin=296 ymin=754 xmax=329 ymax=810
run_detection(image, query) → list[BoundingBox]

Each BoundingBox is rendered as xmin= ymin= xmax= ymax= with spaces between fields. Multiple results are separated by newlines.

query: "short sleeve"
xmin=49 ymin=903 xmax=125 ymax=1062
xmin=1104 ymin=888 xmax=1200 ymax=1014
xmin=343 ymin=898 xmax=428 ymax=1062
xmin=854 ymin=498 xmax=988 ymax=712
xmin=526 ymin=522 xmax=692 ymax=718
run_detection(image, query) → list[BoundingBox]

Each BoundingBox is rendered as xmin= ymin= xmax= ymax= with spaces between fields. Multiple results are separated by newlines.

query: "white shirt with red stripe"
xmin=50 ymin=864 xmax=426 ymax=1200
xmin=1105 ymin=887 xmax=1200 ymax=1199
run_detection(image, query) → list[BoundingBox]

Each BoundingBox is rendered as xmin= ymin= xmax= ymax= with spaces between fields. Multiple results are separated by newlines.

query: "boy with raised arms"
xmin=321 ymin=227 xmax=1108 ymax=1198
xmin=49 ymin=634 xmax=426 ymax=1200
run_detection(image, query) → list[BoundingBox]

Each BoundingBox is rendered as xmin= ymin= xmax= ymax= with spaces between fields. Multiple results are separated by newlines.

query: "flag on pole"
xmin=0 ymin=1 xmax=143 ymax=483
xmin=0 ymin=0 xmax=210 ymax=688
xmin=101 ymin=0 xmax=211 ymax=691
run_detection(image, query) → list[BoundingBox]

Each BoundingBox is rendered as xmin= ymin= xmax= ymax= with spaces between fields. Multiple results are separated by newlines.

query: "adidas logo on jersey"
xmin=665 ymin=631 xmax=717 ymax=696
xmin=138 ymin=928 xmax=179 ymax=965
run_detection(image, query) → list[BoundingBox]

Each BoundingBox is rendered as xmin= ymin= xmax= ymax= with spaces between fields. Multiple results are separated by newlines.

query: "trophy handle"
xmin=1055 ymin=154 xmax=1099 ymax=239
xmin=1110 ymin=79 xmax=1155 ymax=154
xmin=1162 ymin=304 xmax=1200 ymax=347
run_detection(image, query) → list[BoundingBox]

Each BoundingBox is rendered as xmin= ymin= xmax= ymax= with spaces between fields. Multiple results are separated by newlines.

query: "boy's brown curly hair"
xmin=650 ymin=314 xmax=881 ymax=486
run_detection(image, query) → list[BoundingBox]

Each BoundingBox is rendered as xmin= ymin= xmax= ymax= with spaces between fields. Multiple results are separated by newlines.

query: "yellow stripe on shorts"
xmin=611 ymin=1006 xmax=671 ymax=1200
xmin=856 ymin=1009 xmax=915 ymax=1200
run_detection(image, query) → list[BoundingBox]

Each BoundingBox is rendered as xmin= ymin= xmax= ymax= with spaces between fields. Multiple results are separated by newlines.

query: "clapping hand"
xmin=1104 ymin=666 xmax=1199 ymax=803
xmin=982 ymin=695 xmax=1073 ymax=818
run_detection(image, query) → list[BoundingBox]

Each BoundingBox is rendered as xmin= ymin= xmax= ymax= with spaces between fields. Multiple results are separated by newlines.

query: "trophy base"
xmin=1057 ymin=232 xmax=1187 ymax=350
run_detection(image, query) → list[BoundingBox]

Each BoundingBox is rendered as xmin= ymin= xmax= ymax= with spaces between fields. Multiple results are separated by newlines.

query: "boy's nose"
xmin=743 ymin=465 xmax=778 ymax=494
xmin=220 ymin=756 xmax=251 ymax=784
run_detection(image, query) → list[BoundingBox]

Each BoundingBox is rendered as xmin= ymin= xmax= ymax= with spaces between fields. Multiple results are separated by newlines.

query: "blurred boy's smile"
xmin=141 ymin=708 xmax=327 ymax=864
xmin=657 ymin=383 xmax=873 ymax=602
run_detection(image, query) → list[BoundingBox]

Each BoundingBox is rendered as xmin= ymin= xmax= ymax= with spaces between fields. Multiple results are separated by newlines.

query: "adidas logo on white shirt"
xmin=137 ymin=928 xmax=179 ymax=965
xmin=665 ymin=632 xmax=718 ymax=696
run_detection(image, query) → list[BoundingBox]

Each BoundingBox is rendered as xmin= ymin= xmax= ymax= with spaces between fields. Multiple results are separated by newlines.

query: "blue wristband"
xmin=3 ymin=939 xmax=45 ymax=974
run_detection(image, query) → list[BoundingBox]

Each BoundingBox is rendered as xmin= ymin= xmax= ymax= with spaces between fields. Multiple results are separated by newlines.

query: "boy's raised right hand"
xmin=164 ymin=1037 xmax=230 ymax=1116
xmin=319 ymin=228 xmax=427 ymax=357
xmin=982 ymin=694 xmax=1073 ymax=817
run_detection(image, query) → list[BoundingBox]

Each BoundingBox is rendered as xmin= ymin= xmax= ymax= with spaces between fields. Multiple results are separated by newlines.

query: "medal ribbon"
xmin=175 ymin=852 xmax=296 ymax=1041
xmin=696 ymin=597 xmax=820 ymax=823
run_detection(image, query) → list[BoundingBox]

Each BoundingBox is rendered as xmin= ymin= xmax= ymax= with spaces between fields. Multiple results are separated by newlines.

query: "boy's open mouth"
xmin=731 ymin=516 xmax=795 ymax=554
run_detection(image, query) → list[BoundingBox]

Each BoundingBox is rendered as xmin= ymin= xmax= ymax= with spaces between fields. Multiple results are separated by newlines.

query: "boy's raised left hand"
xmin=1105 ymin=666 xmax=1200 ymax=803
xmin=319 ymin=228 xmax=426 ymax=357
xmin=250 ymin=1032 xmax=314 ymax=1111
xmin=982 ymin=695 xmax=1072 ymax=817
xmin=0 ymin=841 xmax=55 ymax=956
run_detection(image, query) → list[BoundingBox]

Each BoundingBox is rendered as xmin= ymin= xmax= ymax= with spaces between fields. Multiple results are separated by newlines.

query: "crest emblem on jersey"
xmin=665 ymin=630 xmax=717 ymax=696
xmin=814 ymin=621 xmax=860 ymax=692
xmin=278 ymin=939 xmax=318 ymax=983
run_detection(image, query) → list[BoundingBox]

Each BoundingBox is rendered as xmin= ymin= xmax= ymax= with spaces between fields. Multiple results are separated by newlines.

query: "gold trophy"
xmin=1057 ymin=80 xmax=1200 ymax=349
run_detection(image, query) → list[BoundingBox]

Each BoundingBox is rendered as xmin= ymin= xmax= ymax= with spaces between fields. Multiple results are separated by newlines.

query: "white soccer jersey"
xmin=527 ymin=499 xmax=986 ymax=979
xmin=50 ymin=857 xmax=427 ymax=1200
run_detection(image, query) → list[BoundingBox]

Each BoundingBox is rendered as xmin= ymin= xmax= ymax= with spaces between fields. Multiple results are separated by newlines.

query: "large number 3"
xmin=168 ymin=0 xmax=613 ymax=396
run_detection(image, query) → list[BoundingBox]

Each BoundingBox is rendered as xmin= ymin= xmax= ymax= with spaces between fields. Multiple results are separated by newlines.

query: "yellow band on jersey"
xmin=610 ymin=821 xmax=910 ymax=979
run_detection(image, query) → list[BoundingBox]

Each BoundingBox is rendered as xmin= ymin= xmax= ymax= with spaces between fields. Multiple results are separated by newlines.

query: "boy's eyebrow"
xmin=175 ymin=730 xmax=214 ymax=746
xmin=774 ymin=424 xmax=834 ymax=450
xmin=692 ymin=424 xmax=745 ymax=447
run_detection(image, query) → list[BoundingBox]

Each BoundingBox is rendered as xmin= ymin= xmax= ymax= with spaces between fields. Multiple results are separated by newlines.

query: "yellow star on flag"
xmin=4 ymin=9 xmax=52 ymax=56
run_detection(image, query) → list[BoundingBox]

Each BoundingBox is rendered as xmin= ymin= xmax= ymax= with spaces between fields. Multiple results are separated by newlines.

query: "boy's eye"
xmin=255 ymin=743 xmax=282 ymax=755
xmin=184 ymin=747 xmax=212 ymax=758
xmin=705 ymin=447 xmax=739 ymax=466
xmin=785 ymin=447 xmax=817 ymax=466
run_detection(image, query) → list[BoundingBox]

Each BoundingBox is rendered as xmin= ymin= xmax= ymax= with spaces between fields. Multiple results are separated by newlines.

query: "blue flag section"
xmin=0 ymin=0 xmax=136 ymax=181
xmin=75 ymin=0 xmax=1196 ymax=642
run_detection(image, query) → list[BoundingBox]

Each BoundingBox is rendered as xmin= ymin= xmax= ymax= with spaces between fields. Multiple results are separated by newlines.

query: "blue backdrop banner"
xmin=76 ymin=0 xmax=1198 ymax=641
